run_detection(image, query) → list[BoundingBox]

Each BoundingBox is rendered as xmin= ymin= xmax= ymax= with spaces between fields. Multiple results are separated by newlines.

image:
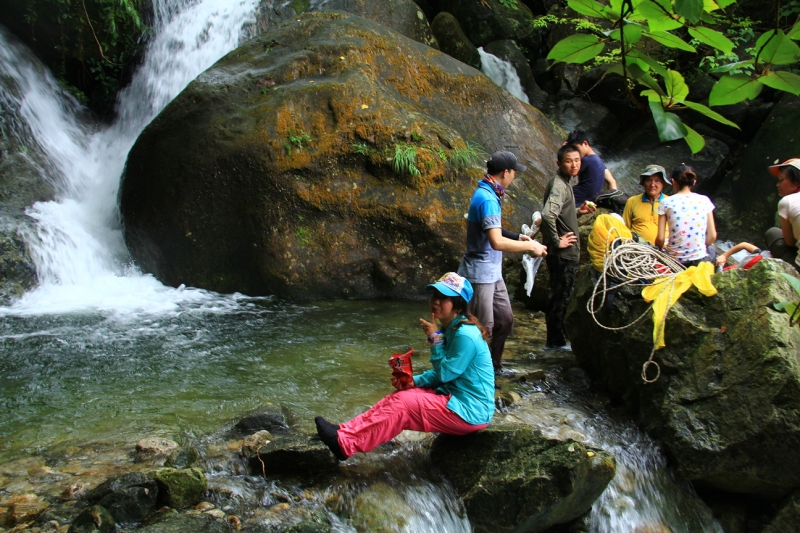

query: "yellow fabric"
xmin=642 ymin=261 xmax=717 ymax=349
xmin=587 ymin=214 xmax=632 ymax=271
xmin=622 ymin=193 xmax=668 ymax=245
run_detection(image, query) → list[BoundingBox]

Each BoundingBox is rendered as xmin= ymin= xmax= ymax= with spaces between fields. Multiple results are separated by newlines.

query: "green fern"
xmin=392 ymin=143 xmax=421 ymax=177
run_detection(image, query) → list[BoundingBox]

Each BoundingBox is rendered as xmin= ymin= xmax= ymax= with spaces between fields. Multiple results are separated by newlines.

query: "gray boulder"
xmin=67 ymin=505 xmax=116 ymax=533
xmin=565 ymin=259 xmax=800 ymax=498
xmin=153 ymin=467 xmax=208 ymax=509
xmin=431 ymin=424 xmax=615 ymax=533
xmin=119 ymin=12 xmax=563 ymax=299
xmin=439 ymin=0 xmax=542 ymax=51
xmin=85 ymin=472 xmax=159 ymax=526
xmin=254 ymin=434 xmax=340 ymax=475
xmin=431 ymin=12 xmax=481 ymax=69
xmin=137 ymin=511 xmax=229 ymax=533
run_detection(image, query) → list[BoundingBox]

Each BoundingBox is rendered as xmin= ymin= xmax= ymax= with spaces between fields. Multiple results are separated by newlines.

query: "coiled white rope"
xmin=587 ymin=228 xmax=685 ymax=383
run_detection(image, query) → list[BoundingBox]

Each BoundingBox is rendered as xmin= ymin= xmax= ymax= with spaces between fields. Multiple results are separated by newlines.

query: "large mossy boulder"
xmin=430 ymin=424 xmax=615 ymax=533
xmin=120 ymin=12 xmax=562 ymax=299
xmin=431 ymin=12 xmax=481 ymax=69
xmin=438 ymin=0 xmax=542 ymax=51
xmin=565 ymin=259 xmax=800 ymax=499
xmin=153 ymin=467 xmax=207 ymax=509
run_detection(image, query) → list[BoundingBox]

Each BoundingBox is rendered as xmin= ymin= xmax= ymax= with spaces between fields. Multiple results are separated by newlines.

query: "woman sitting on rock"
xmin=765 ymin=158 xmax=800 ymax=272
xmin=655 ymin=164 xmax=717 ymax=266
xmin=315 ymin=272 xmax=495 ymax=461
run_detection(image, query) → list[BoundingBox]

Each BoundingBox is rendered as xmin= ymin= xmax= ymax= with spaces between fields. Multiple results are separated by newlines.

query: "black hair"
xmin=781 ymin=165 xmax=800 ymax=186
xmin=429 ymin=291 xmax=489 ymax=341
xmin=671 ymin=163 xmax=698 ymax=190
xmin=558 ymin=144 xmax=581 ymax=163
xmin=566 ymin=129 xmax=590 ymax=146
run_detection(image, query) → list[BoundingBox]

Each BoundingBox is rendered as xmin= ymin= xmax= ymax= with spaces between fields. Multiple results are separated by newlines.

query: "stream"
xmin=0 ymin=0 xmax=724 ymax=531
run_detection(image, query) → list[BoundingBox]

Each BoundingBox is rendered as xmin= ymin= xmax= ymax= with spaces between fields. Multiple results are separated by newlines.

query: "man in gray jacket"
xmin=541 ymin=144 xmax=595 ymax=348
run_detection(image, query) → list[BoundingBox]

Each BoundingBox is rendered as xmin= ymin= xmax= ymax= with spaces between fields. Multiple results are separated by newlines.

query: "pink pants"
xmin=337 ymin=387 xmax=488 ymax=458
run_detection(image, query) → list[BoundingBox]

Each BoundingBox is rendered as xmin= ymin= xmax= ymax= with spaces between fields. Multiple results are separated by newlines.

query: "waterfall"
xmin=477 ymin=47 xmax=530 ymax=104
xmin=0 ymin=0 xmax=260 ymax=316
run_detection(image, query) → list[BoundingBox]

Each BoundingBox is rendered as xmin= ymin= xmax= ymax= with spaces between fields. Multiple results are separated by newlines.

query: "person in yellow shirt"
xmin=622 ymin=165 xmax=670 ymax=244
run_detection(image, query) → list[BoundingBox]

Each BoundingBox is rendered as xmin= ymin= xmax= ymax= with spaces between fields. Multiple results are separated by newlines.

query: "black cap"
xmin=487 ymin=151 xmax=527 ymax=174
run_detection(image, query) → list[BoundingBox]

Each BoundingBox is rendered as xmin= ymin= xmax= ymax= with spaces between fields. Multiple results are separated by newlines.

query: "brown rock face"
xmin=120 ymin=12 xmax=562 ymax=299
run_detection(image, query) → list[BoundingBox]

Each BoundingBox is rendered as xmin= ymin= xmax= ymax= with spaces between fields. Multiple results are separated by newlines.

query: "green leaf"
xmin=665 ymin=70 xmax=689 ymax=102
xmin=675 ymin=0 xmax=703 ymax=23
xmin=636 ymin=0 xmax=684 ymax=31
xmin=715 ymin=0 xmax=736 ymax=7
xmin=708 ymin=74 xmax=764 ymax=105
xmin=788 ymin=21 xmax=800 ymax=40
xmin=760 ymin=71 xmax=800 ymax=95
xmin=547 ymin=34 xmax=606 ymax=64
xmin=781 ymin=272 xmax=800 ymax=296
xmin=609 ymin=24 xmax=644 ymax=44
xmin=644 ymin=30 xmax=696 ymax=52
xmin=649 ymin=100 xmax=688 ymax=141
xmin=568 ymin=0 xmax=612 ymax=19
xmin=683 ymin=101 xmax=741 ymax=129
xmin=683 ymin=124 xmax=705 ymax=153
xmin=702 ymin=0 xmax=721 ymax=12
xmin=709 ymin=59 xmax=755 ymax=73
xmin=628 ymin=63 xmax=666 ymax=95
xmin=640 ymin=88 xmax=663 ymax=101
xmin=628 ymin=49 xmax=670 ymax=78
xmin=776 ymin=301 xmax=799 ymax=317
xmin=756 ymin=30 xmax=800 ymax=66
xmin=688 ymin=27 xmax=734 ymax=55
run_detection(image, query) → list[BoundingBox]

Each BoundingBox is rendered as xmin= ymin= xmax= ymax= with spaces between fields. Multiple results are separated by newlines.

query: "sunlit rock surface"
xmin=431 ymin=424 xmax=615 ymax=533
xmin=565 ymin=259 xmax=800 ymax=498
xmin=120 ymin=12 xmax=562 ymax=299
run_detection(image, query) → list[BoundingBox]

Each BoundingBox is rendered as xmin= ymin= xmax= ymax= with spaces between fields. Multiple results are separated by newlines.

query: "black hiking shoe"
xmin=315 ymin=416 xmax=347 ymax=461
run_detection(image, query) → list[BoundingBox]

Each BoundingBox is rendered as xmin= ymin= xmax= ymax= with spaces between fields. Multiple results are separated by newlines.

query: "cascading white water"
xmin=477 ymin=47 xmax=530 ymax=104
xmin=0 ymin=0 xmax=260 ymax=316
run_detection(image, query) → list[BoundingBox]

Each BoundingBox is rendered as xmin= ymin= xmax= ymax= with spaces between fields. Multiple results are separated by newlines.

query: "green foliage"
xmin=352 ymin=142 xmax=374 ymax=155
xmin=285 ymin=129 xmax=313 ymax=155
xmin=498 ymin=0 xmax=520 ymax=9
xmin=435 ymin=147 xmax=447 ymax=161
xmin=391 ymin=143 xmax=421 ymax=177
xmin=547 ymin=0 xmax=800 ymax=154
xmin=295 ymin=226 xmax=311 ymax=246
xmin=450 ymin=141 xmax=486 ymax=170
xmin=23 ymin=0 xmax=146 ymax=110
xmin=774 ymin=273 xmax=800 ymax=327
xmin=410 ymin=131 xmax=423 ymax=142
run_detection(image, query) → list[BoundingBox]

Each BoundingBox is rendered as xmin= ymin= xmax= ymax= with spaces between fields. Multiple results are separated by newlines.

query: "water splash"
xmin=477 ymin=47 xmax=530 ymax=104
xmin=0 ymin=0 xmax=259 ymax=316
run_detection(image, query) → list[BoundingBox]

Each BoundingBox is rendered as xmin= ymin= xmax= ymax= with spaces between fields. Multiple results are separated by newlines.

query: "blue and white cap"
xmin=425 ymin=272 xmax=474 ymax=302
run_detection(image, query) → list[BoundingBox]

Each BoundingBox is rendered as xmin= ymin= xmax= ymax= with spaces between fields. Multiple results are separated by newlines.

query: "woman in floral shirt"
xmin=655 ymin=164 xmax=717 ymax=266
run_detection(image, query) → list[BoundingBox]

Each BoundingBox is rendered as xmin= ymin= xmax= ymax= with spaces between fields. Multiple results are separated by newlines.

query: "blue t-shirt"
xmin=458 ymin=181 xmax=503 ymax=283
xmin=573 ymin=154 xmax=606 ymax=206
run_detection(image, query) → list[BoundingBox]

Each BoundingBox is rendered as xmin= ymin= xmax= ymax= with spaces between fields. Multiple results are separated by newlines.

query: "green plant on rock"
xmin=392 ymin=143 xmax=421 ymax=177
xmin=352 ymin=142 xmax=374 ymax=156
xmin=410 ymin=131 xmax=423 ymax=142
xmin=546 ymin=0 xmax=800 ymax=154
xmin=774 ymin=273 xmax=800 ymax=327
xmin=499 ymin=0 xmax=520 ymax=10
xmin=450 ymin=141 xmax=486 ymax=170
xmin=295 ymin=226 xmax=311 ymax=246
xmin=285 ymin=129 xmax=313 ymax=155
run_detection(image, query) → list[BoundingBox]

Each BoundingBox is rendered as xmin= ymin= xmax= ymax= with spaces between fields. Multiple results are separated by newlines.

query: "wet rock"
xmin=66 ymin=505 xmax=115 ymax=533
xmin=483 ymin=39 xmax=547 ymax=109
xmin=137 ymin=511 xmax=229 ymax=533
xmin=439 ymin=0 xmax=542 ymax=50
xmin=153 ymin=468 xmax=208 ymax=509
xmin=350 ymin=482 xmax=412 ymax=532
xmin=242 ymin=431 xmax=274 ymax=459
xmin=431 ymin=424 xmax=615 ymax=532
xmin=253 ymin=435 xmax=339 ymax=475
xmin=714 ymin=94 xmax=799 ymax=245
xmin=135 ymin=438 xmax=179 ymax=457
xmin=431 ymin=12 xmax=481 ymax=69
xmin=119 ymin=12 xmax=563 ymax=299
xmin=234 ymin=403 xmax=291 ymax=436
xmin=165 ymin=447 xmax=201 ymax=469
xmin=763 ymin=489 xmax=800 ymax=533
xmin=0 ymin=457 xmax=46 ymax=478
xmin=0 ymin=493 xmax=49 ymax=527
xmin=85 ymin=472 xmax=159 ymax=526
xmin=550 ymin=99 xmax=619 ymax=150
xmin=565 ymin=259 xmax=800 ymax=498
xmin=282 ymin=510 xmax=331 ymax=533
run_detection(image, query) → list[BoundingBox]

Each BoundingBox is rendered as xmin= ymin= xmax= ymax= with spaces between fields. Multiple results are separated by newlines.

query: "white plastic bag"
xmin=522 ymin=254 xmax=543 ymax=296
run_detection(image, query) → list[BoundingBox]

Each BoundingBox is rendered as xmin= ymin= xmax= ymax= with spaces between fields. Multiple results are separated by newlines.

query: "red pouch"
xmin=389 ymin=348 xmax=413 ymax=377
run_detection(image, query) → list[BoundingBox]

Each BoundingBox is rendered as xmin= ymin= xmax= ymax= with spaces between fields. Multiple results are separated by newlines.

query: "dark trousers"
xmin=469 ymin=279 xmax=513 ymax=370
xmin=545 ymin=256 xmax=579 ymax=347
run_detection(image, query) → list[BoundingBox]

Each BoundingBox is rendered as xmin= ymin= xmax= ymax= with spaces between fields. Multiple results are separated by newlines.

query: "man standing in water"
xmin=541 ymin=145 xmax=595 ymax=348
xmin=458 ymin=151 xmax=548 ymax=375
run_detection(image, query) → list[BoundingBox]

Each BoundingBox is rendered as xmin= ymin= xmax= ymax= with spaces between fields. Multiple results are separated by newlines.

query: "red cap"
xmin=768 ymin=158 xmax=800 ymax=177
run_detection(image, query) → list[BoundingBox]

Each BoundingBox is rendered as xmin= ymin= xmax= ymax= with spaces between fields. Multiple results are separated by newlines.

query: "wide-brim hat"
xmin=768 ymin=158 xmax=800 ymax=177
xmin=639 ymin=164 xmax=671 ymax=184
xmin=425 ymin=272 xmax=474 ymax=303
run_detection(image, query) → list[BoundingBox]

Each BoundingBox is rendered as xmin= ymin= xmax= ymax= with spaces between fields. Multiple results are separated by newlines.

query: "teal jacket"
xmin=413 ymin=315 xmax=495 ymax=425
